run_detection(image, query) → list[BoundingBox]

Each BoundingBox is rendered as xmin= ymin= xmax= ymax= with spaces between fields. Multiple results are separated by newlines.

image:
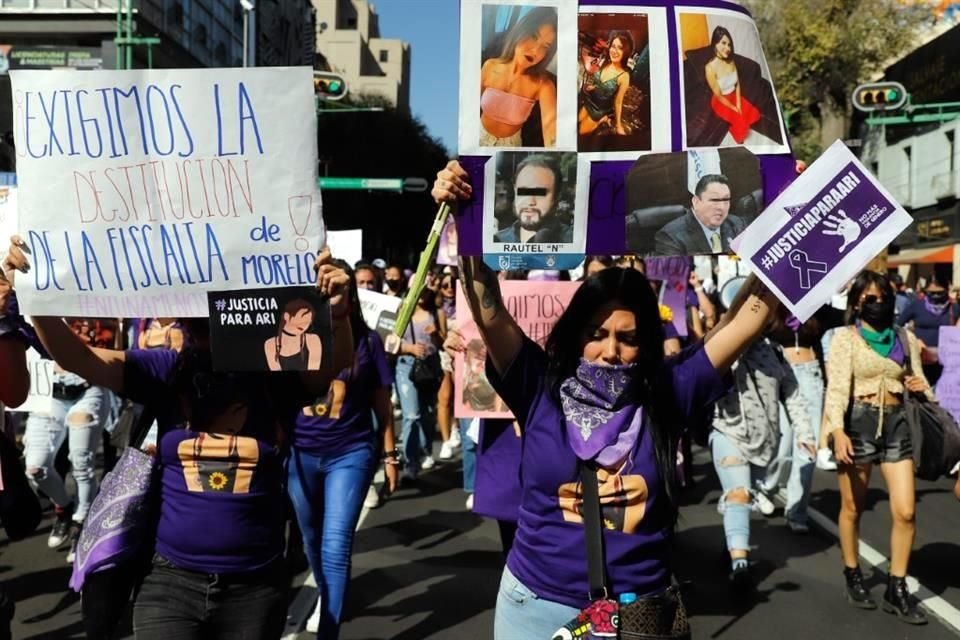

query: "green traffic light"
xmin=329 ymin=81 xmax=341 ymax=92
xmin=887 ymin=89 xmax=899 ymax=102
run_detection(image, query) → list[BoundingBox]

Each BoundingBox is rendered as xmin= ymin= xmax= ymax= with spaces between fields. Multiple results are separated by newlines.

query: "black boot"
xmin=843 ymin=567 xmax=877 ymax=609
xmin=882 ymin=575 xmax=928 ymax=625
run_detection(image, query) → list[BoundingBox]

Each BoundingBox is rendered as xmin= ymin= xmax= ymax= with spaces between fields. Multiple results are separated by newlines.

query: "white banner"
xmin=326 ymin=229 xmax=363 ymax=268
xmin=10 ymin=67 xmax=324 ymax=317
xmin=357 ymin=288 xmax=401 ymax=340
xmin=9 ymin=348 xmax=53 ymax=414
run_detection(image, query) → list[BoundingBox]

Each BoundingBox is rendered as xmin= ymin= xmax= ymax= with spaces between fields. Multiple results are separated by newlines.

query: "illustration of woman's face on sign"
xmin=283 ymin=306 xmax=314 ymax=335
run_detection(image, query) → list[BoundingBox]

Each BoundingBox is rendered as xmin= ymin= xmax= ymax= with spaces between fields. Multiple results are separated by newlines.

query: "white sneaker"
xmin=363 ymin=485 xmax=381 ymax=509
xmin=439 ymin=441 xmax=455 ymax=460
xmin=306 ymin=597 xmax=321 ymax=633
xmin=449 ymin=427 xmax=462 ymax=449
xmin=754 ymin=491 xmax=776 ymax=516
xmin=816 ymin=448 xmax=838 ymax=471
xmin=465 ymin=493 xmax=474 ymax=510
xmin=420 ymin=455 xmax=436 ymax=470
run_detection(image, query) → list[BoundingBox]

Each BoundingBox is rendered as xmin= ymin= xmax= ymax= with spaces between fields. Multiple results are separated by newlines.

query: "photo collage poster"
xmin=455 ymin=0 xmax=799 ymax=268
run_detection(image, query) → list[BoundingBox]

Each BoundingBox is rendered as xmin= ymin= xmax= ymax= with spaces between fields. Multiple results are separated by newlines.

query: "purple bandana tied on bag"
xmin=560 ymin=360 xmax=643 ymax=466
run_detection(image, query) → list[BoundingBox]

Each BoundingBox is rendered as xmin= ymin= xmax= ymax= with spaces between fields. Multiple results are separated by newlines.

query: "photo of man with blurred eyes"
xmin=493 ymin=154 xmax=572 ymax=244
xmin=653 ymin=173 xmax=745 ymax=256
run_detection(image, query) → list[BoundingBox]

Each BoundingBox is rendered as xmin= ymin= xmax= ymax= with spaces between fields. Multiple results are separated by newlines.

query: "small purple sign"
xmin=752 ymin=162 xmax=896 ymax=305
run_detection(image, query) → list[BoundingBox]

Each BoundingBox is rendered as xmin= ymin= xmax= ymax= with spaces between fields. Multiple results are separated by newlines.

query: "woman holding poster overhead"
xmin=432 ymin=161 xmax=782 ymax=638
xmin=822 ymin=271 xmax=930 ymax=625
xmin=5 ymin=238 xmax=355 ymax=639
xmin=705 ymin=26 xmax=761 ymax=145
xmin=479 ymin=6 xmax=558 ymax=147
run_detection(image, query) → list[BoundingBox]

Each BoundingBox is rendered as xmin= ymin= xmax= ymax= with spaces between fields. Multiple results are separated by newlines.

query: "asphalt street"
xmin=4 ymin=445 xmax=959 ymax=639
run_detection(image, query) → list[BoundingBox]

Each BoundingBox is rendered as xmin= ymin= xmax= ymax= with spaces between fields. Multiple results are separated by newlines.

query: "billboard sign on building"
xmin=0 ymin=45 xmax=103 ymax=73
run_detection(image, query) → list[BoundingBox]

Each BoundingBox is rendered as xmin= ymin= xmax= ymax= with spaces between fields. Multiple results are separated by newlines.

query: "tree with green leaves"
xmin=743 ymin=0 xmax=931 ymax=160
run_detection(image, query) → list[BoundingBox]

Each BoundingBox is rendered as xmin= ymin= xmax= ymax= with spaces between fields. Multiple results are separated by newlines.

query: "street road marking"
xmin=777 ymin=488 xmax=960 ymax=636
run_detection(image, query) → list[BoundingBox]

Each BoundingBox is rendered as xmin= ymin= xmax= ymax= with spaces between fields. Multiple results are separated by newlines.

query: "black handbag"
xmin=552 ymin=463 xmax=691 ymax=640
xmin=0 ymin=431 xmax=42 ymax=541
xmin=899 ymin=329 xmax=960 ymax=481
xmin=409 ymin=352 xmax=443 ymax=390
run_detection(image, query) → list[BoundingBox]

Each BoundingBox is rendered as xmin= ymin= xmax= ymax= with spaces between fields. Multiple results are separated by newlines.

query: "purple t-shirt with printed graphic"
xmin=487 ymin=337 xmax=728 ymax=609
xmin=293 ymin=331 xmax=394 ymax=454
xmin=124 ymin=348 xmax=295 ymax=574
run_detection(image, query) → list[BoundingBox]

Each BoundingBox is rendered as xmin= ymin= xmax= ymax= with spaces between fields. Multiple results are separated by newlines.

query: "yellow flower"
xmin=659 ymin=305 xmax=673 ymax=323
xmin=208 ymin=471 xmax=229 ymax=491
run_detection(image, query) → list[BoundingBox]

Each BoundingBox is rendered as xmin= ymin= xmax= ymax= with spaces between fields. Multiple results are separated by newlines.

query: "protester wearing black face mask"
xmin=820 ymin=270 xmax=933 ymax=625
xmin=383 ymin=264 xmax=407 ymax=298
xmin=897 ymin=274 xmax=960 ymax=385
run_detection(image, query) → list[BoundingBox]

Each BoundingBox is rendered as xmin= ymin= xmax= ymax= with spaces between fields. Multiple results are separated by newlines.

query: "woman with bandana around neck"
xmin=897 ymin=274 xmax=960 ymax=385
xmin=4 ymin=237 xmax=355 ymax=640
xmin=432 ymin=161 xmax=781 ymax=639
xmin=822 ymin=270 xmax=932 ymax=626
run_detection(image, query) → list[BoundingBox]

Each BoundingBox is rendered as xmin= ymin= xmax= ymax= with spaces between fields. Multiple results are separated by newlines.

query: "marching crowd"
xmin=0 ymin=162 xmax=958 ymax=639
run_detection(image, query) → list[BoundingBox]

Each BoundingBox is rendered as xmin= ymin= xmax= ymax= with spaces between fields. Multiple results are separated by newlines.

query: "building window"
xmin=379 ymin=50 xmax=389 ymax=63
xmin=215 ymin=42 xmax=227 ymax=65
xmin=347 ymin=17 xmax=357 ymax=28
xmin=194 ymin=23 xmax=208 ymax=49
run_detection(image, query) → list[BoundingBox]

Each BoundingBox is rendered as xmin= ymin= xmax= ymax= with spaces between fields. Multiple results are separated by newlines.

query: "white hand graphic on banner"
xmin=821 ymin=210 xmax=861 ymax=253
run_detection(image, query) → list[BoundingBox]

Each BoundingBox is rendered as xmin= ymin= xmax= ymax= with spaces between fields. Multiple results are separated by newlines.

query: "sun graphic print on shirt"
xmin=557 ymin=466 xmax=649 ymax=533
xmin=177 ymin=433 xmax=261 ymax=494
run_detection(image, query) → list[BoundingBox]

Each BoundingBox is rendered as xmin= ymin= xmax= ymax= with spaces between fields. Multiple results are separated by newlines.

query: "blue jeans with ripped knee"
xmin=709 ymin=430 xmax=767 ymax=553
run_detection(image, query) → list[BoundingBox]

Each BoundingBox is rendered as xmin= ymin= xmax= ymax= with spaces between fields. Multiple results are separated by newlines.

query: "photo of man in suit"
xmin=653 ymin=174 xmax=745 ymax=255
xmin=494 ymin=154 xmax=573 ymax=244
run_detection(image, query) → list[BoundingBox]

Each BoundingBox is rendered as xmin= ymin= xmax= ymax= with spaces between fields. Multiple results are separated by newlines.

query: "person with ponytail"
xmin=432 ymin=160 xmax=780 ymax=638
xmin=822 ymin=270 xmax=932 ymax=625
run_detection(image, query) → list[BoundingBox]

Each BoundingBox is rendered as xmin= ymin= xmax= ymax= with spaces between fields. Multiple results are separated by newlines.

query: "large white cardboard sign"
xmin=736 ymin=141 xmax=912 ymax=322
xmin=10 ymin=67 xmax=324 ymax=317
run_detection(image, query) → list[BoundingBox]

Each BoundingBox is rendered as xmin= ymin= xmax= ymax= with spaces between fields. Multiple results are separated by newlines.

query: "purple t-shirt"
xmin=487 ymin=337 xmax=727 ymax=609
xmin=293 ymin=331 xmax=394 ymax=454
xmin=474 ymin=419 xmax=522 ymax=523
xmin=124 ymin=348 xmax=297 ymax=574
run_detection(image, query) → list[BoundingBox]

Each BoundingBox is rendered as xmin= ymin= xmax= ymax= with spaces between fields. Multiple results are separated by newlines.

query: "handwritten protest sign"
xmin=326 ymin=229 xmax=362 ymax=268
xmin=455 ymin=281 xmax=577 ymax=418
xmin=937 ymin=327 xmax=960 ymax=425
xmin=737 ymin=141 xmax=911 ymax=322
xmin=10 ymin=67 xmax=324 ymax=317
xmin=646 ymin=256 xmax=689 ymax=338
xmin=9 ymin=348 xmax=53 ymax=414
xmin=358 ymin=288 xmax=401 ymax=342
xmin=207 ymin=286 xmax=331 ymax=372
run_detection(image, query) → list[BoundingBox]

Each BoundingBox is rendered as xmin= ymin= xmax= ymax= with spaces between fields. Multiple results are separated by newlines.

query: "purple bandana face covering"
xmin=559 ymin=359 xmax=643 ymax=466
xmin=923 ymin=297 xmax=949 ymax=316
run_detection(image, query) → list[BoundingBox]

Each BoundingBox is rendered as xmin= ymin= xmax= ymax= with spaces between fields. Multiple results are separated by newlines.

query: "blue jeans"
xmin=395 ymin=356 xmax=437 ymax=471
xmin=494 ymin=565 xmax=579 ymax=640
xmin=710 ymin=430 xmax=766 ymax=553
xmin=461 ymin=419 xmax=476 ymax=493
xmin=761 ymin=360 xmax=823 ymax=526
xmin=287 ymin=442 xmax=376 ymax=640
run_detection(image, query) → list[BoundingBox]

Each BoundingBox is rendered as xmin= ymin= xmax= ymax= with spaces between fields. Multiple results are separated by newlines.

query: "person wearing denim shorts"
xmin=822 ymin=271 xmax=932 ymax=626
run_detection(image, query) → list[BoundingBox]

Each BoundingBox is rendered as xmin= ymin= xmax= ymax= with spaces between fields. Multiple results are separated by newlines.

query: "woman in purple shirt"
xmin=288 ymin=261 xmax=399 ymax=639
xmin=433 ymin=162 xmax=780 ymax=638
xmin=6 ymin=240 xmax=354 ymax=640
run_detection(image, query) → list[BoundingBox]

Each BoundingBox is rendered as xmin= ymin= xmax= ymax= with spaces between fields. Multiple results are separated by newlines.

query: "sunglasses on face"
xmin=861 ymin=294 xmax=886 ymax=305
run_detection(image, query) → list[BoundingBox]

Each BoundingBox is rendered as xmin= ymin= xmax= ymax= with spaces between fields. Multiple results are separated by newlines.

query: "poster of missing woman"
xmin=208 ymin=286 xmax=332 ymax=372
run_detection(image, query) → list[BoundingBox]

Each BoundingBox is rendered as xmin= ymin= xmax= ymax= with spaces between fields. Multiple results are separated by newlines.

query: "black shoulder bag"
xmin=552 ymin=463 xmax=691 ymax=640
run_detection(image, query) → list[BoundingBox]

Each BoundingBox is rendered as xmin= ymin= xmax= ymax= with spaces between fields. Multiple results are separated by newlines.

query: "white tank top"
xmin=717 ymin=68 xmax=738 ymax=95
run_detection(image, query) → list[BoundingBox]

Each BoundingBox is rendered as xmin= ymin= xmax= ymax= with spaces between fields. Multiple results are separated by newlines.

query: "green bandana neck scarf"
xmin=859 ymin=324 xmax=896 ymax=358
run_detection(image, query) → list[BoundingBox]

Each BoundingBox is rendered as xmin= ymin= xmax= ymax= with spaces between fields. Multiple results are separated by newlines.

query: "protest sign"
xmin=326 ymin=229 xmax=363 ymax=268
xmin=937 ymin=326 xmax=960 ymax=425
xmin=358 ymin=288 xmax=401 ymax=342
xmin=646 ymin=256 xmax=689 ymax=338
xmin=11 ymin=67 xmax=324 ymax=318
xmin=437 ymin=218 xmax=458 ymax=266
xmin=207 ymin=286 xmax=331 ymax=372
xmin=454 ymin=281 xmax=577 ymax=418
xmin=737 ymin=141 xmax=912 ymax=322
xmin=9 ymin=348 xmax=53 ymax=414
xmin=482 ymin=151 xmax=589 ymax=270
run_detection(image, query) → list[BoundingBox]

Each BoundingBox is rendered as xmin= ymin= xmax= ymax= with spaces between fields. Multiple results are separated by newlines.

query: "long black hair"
xmin=544 ymin=267 xmax=682 ymax=522
xmin=497 ymin=6 xmax=558 ymax=76
xmin=846 ymin=270 xmax=893 ymax=325
xmin=710 ymin=25 xmax=735 ymax=57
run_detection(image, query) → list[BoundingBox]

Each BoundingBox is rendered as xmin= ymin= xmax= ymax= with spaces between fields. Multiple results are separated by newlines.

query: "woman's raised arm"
xmin=704 ymin=274 xmax=779 ymax=373
xmin=432 ymin=161 xmax=524 ymax=375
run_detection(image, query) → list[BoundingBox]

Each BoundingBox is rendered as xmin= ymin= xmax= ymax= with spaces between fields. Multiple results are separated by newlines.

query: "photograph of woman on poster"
xmin=264 ymin=299 xmax=323 ymax=371
xmin=704 ymin=26 xmax=760 ymax=144
xmin=576 ymin=13 xmax=651 ymax=153
xmin=479 ymin=5 xmax=558 ymax=148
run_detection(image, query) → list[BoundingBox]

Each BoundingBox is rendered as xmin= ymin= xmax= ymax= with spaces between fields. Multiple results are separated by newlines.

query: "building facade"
xmin=312 ymin=0 xmax=410 ymax=111
xmin=859 ymin=23 xmax=960 ymax=285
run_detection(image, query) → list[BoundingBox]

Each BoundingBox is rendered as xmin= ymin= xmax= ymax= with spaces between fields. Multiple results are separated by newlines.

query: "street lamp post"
xmin=240 ymin=0 xmax=255 ymax=68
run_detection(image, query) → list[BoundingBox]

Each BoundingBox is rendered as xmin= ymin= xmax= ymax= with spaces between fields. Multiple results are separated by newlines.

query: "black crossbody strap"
xmin=579 ymin=462 xmax=609 ymax=601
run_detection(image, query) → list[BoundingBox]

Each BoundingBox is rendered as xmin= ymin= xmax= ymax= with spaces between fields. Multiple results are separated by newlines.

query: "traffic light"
xmin=852 ymin=82 xmax=908 ymax=112
xmin=314 ymin=71 xmax=348 ymax=101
